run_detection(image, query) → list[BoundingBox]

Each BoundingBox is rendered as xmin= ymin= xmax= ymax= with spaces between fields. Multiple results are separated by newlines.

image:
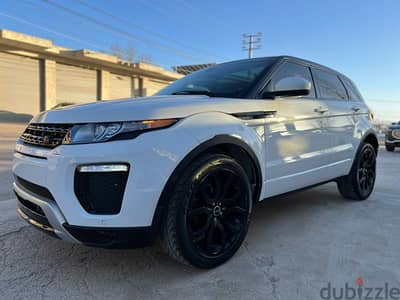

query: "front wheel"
xmin=337 ymin=143 xmax=377 ymax=201
xmin=161 ymin=154 xmax=252 ymax=268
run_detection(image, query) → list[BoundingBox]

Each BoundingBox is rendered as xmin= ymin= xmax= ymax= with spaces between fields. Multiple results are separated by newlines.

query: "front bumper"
xmin=14 ymin=179 xmax=79 ymax=243
xmin=15 ymin=180 xmax=157 ymax=247
xmin=12 ymin=128 xmax=199 ymax=245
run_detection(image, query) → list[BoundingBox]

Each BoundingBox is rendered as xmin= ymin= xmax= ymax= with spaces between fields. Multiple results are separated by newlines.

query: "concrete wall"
xmin=109 ymin=73 xmax=133 ymax=100
xmin=0 ymin=29 xmax=183 ymax=118
xmin=56 ymin=63 xmax=98 ymax=104
xmin=145 ymin=78 xmax=173 ymax=96
xmin=0 ymin=52 xmax=40 ymax=116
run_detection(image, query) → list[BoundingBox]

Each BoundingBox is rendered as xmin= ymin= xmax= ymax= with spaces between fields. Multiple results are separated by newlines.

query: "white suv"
xmin=13 ymin=56 xmax=378 ymax=268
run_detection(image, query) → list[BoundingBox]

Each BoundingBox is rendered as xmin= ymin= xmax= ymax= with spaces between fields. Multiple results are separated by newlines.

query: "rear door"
xmin=262 ymin=62 xmax=332 ymax=197
xmin=340 ymin=76 xmax=370 ymax=155
xmin=311 ymin=68 xmax=355 ymax=175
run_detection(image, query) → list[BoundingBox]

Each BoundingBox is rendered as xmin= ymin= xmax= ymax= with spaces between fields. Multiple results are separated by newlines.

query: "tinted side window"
xmin=341 ymin=76 xmax=364 ymax=101
xmin=267 ymin=62 xmax=315 ymax=98
xmin=313 ymin=69 xmax=347 ymax=100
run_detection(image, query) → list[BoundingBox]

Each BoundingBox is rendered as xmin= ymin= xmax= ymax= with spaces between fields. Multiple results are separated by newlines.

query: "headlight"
xmin=63 ymin=119 xmax=178 ymax=145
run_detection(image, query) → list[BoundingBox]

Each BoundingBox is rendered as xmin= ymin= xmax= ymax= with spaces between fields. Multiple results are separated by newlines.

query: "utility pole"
xmin=242 ymin=33 xmax=262 ymax=59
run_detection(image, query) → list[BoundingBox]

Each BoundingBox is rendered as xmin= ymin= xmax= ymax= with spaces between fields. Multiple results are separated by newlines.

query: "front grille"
xmin=20 ymin=123 xmax=72 ymax=148
xmin=392 ymin=129 xmax=400 ymax=139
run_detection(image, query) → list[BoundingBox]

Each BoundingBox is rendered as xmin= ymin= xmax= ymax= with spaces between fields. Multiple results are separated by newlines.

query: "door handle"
xmin=314 ymin=107 xmax=329 ymax=114
xmin=351 ymin=106 xmax=360 ymax=112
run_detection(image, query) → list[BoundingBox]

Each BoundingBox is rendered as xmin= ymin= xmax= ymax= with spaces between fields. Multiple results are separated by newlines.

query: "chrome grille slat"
xmin=27 ymin=125 xmax=70 ymax=133
xmin=20 ymin=124 xmax=72 ymax=148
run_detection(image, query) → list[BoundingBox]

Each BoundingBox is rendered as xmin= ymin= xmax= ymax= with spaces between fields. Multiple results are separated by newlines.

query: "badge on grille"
xmin=43 ymin=136 xmax=51 ymax=145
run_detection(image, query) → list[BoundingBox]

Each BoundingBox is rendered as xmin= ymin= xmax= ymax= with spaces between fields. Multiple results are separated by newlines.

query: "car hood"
xmin=31 ymin=95 xmax=268 ymax=123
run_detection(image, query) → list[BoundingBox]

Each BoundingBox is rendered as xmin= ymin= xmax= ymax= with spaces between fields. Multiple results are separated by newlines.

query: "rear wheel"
xmin=337 ymin=143 xmax=376 ymax=201
xmin=161 ymin=154 xmax=252 ymax=268
xmin=386 ymin=145 xmax=395 ymax=152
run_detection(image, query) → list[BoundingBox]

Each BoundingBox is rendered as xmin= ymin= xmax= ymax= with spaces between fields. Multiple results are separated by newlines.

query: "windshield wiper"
xmin=171 ymin=89 xmax=213 ymax=96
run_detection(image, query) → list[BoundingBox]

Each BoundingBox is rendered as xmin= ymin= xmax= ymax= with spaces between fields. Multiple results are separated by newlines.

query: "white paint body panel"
xmin=13 ymin=94 xmax=374 ymax=233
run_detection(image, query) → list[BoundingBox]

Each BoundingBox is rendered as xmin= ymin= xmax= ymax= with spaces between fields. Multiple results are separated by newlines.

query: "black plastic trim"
xmin=74 ymin=165 xmax=129 ymax=215
xmin=15 ymin=176 xmax=55 ymax=201
xmin=16 ymin=195 xmax=59 ymax=239
xmin=231 ymin=111 xmax=276 ymax=120
xmin=17 ymin=201 xmax=51 ymax=228
xmin=63 ymin=224 xmax=157 ymax=248
xmin=360 ymin=130 xmax=379 ymax=155
xmin=262 ymin=179 xmax=334 ymax=202
xmin=15 ymin=150 xmax=47 ymax=160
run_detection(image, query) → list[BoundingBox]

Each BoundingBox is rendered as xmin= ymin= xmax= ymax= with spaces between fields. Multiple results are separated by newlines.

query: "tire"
xmin=161 ymin=153 xmax=252 ymax=269
xmin=337 ymin=143 xmax=377 ymax=201
xmin=386 ymin=145 xmax=395 ymax=152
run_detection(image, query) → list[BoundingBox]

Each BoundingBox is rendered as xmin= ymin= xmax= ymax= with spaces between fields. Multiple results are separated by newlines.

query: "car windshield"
xmin=157 ymin=58 xmax=276 ymax=98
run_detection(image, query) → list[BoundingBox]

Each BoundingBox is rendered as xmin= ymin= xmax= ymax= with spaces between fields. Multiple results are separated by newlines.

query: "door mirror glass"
xmin=262 ymin=77 xmax=311 ymax=98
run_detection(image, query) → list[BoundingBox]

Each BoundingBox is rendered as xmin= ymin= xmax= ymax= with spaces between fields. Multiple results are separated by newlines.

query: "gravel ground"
xmin=1 ymin=123 xmax=399 ymax=299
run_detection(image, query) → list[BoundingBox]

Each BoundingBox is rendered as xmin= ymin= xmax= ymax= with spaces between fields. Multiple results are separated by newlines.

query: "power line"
xmin=0 ymin=10 xmax=109 ymax=53
xmin=172 ymin=0 xmax=234 ymax=35
xmin=242 ymin=33 xmax=262 ymax=59
xmin=72 ymin=0 xmax=226 ymax=61
xmin=16 ymin=0 xmax=181 ymax=67
xmin=38 ymin=0 xmax=212 ymax=62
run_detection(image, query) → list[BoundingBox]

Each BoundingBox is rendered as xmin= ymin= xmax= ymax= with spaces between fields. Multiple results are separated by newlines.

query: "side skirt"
xmin=258 ymin=179 xmax=337 ymax=203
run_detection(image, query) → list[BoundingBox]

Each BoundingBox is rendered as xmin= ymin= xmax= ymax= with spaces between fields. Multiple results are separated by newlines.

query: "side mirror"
xmin=262 ymin=77 xmax=311 ymax=99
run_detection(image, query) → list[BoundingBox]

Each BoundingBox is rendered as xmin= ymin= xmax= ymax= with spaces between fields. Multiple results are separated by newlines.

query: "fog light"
xmin=77 ymin=164 xmax=128 ymax=173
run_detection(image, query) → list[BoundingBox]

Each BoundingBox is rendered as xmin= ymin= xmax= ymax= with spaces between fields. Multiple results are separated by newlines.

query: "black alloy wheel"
xmin=187 ymin=167 xmax=250 ymax=258
xmin=161 ymin=154 xmax=252 ymax=268
xmin=356 ymin=145 xmax=376 ymax=198
xmin=337 ymin=143 xmax=377 ymax=201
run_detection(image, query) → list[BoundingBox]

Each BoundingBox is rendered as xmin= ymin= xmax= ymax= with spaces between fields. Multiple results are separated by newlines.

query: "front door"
xmin=261 ymin=62 xmax=332 ymax=198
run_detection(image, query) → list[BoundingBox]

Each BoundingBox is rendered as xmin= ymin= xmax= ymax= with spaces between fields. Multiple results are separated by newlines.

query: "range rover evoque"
xmin=13 ymin=56 xmax=378 ymax=268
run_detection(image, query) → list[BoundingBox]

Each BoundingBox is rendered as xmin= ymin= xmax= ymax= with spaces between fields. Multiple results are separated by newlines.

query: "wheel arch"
xmin=361 ymin=130 xmax=379 ymax=155
xmin=151 ymin=135 xmax=263 ymax=230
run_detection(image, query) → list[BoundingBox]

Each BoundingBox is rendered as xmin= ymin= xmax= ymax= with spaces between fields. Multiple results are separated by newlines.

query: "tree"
xmin=110 ymin=44 xmax=135 ymax=62
xmin=125 ymin=47 xmax=135 ymax=62
xmin=110 ymin=44 xmax=123 ymax=60
xmin=137 ymin=54 xmax=153 ymax=64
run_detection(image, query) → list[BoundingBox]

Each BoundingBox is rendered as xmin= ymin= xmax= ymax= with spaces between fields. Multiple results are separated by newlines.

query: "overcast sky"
xmin=0 ymin=0 xmax=399 ymax=121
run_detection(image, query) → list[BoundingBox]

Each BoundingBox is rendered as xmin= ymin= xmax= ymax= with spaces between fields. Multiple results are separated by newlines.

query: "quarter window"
xmin=341 ymin=76 xmax=364 ymax=101
xmin=266 ymin=62 xmax=315 ymax=98
xmin=313 ymin=69 xmax=347 ymax=100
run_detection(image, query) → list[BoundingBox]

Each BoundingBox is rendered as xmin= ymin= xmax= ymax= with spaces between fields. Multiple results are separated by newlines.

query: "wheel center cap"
xmin=213 ymin=205 xmax=223 ymax=217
